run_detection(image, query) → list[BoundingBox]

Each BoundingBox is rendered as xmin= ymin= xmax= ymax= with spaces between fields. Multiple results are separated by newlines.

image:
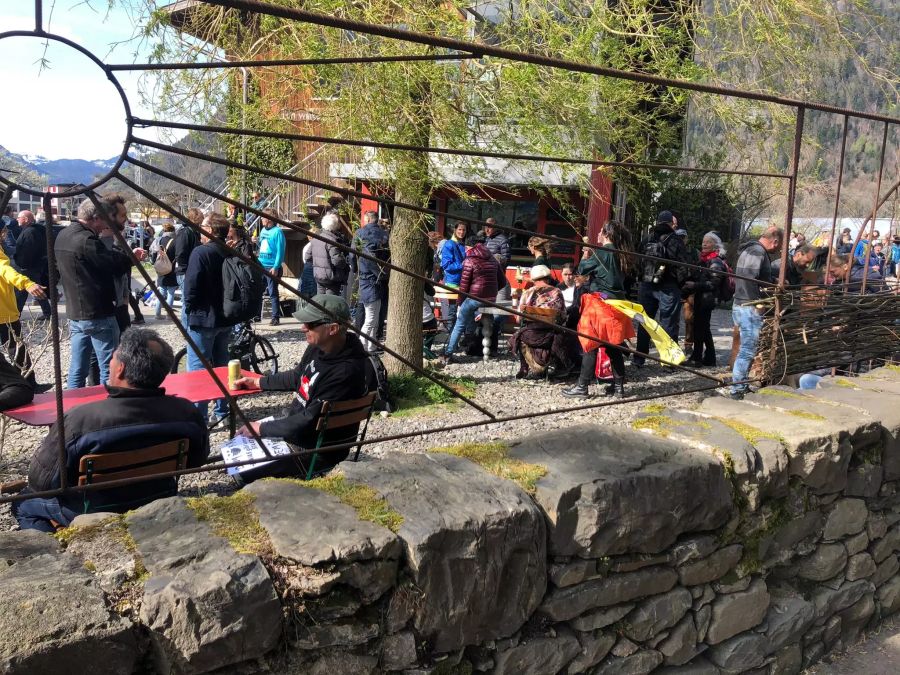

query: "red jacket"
xmin=459 ymin=243 xmax=506 ymax=301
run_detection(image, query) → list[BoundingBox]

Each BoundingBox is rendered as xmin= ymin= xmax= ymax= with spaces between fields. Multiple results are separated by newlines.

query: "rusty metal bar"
xmin=0 ymin=378 xmax=746 ymax=505
xmin=860 ymin=123 xmax=889 ymax=294
xmin=108 ymin=52 xmax=478 ymax=71
xmin=133 ymin=118 xmax=792 ymax=180
xmin=42 ymin=193 xmax=67 ymax=489
xmin=129 ymin=135 xmax=780 ymax=288
xmin=112 ymin=171 xmax=499 ymax=415
xmin=777 ymin=106 xmax=805 ymax=290
xmin=202 ymin=0 xmax=900 ymax=127
xmin=824 ymin=115 xmax=849 ymax=279
xmin=126 ymin=154 xmax=728 ymax=383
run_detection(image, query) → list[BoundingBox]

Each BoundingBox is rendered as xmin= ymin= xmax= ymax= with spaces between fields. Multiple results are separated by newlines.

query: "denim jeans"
xmin=155 ymin=285 xmax=178 ymax=318
xmin=266 ymin=268 xmax=282 ymax=319
xmin=731 ymin=305 xmax=763 ymax=394
xmin=177 ymin=273 xmax=187 ymax=326
xmin=360 ymin=299 xmax=382 ymax=351
xmin=187 ymin=325 xmax=231 ymax=419
xmin=12 ymin=492 xmax=79 ymax=532
xmin=68 ymin=316 xmax=120 ymax=389
xmin=635 ymin=282 xmax=682 ymax=362
xmin=799 ymin=374 xmax=823 ymax=390
xmin=445 ymin=298 xmax=481 ymax=356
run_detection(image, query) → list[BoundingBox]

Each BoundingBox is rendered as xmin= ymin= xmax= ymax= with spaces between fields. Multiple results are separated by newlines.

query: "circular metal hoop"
xmin=0 ymin=30 xmax=133 ymax=199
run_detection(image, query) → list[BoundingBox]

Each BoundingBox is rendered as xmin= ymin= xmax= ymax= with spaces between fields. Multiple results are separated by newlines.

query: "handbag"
xmin=153 ymin=248 xmax=173 ymax=276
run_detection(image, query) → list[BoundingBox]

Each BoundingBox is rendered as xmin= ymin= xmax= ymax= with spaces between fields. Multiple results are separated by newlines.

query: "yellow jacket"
xmin=0 ymin=247 xmax=36 ymax=324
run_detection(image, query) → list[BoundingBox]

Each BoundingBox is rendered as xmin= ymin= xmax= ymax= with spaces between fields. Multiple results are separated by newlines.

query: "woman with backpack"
xmin=154 ymin=222 xmax=178 ymax=320
xmin=686 ymin=232 xmax=728 ymax=366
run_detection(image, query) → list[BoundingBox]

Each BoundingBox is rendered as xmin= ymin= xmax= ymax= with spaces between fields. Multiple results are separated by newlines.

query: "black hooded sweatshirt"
xmin=257 ymin=332 xmax=373 ymax=474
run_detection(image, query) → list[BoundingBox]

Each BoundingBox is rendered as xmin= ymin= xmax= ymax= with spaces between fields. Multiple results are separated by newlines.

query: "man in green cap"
xmin=233 ymin=294 xmax=372 ymax=480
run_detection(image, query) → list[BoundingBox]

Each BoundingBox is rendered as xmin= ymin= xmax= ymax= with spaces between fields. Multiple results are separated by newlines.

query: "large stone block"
xmin=540 ymin=566 xmax=678 ymax=622
xmin=811 ymin=579 xmax=873 ymax=622
xmin=656 ymin=656 xmax=720 ymax=674
xmin=623 ymin=587 xmax=693 ymax=642
xmin=763 ymin=589 xmax=815 ymax=653
xmin=341 ymin=453 xmax=546 ymax=652
xmin=246 ymin=479 xmax=401 ymax=603
xmin=0 ymin=530 xmax=60 ymax=567
xmin=677 ymin=545 xmax=743 ymax=586
xmin=823 ymin=498 xmax=869 ymax=541
xmin=566 ymin=630 xmax=616 ymax=674
xmin=705 ymin=578 xmax=770 ymax=645
xmin=706 ymin=631 xmax=767 ymax=672
xmin=593 ymin=649 xmax=664 ymax=675
xmin=509 ymin=425 xmax=732 ymax=557
xmin=493 ymin=632 xmax=580 ymax=675
xmin=795 ymin=543 xmax=847 ymax=582
xmin=657 ymin=615 xmax=700 ymax=667
xmin=0 ymin=554 xmax=136 ymax=675
xmin=126 ymin=498 xmax=282 ymax=674
xmin=877 ymin=576 xmax=900 ymax=616
xmin=872 ymin=553 xmax=899 ymax=587
xmin=699 ymin=396 xmax=878 ymax=494
xmin=846 ymin=553 xmax=876 ymax=581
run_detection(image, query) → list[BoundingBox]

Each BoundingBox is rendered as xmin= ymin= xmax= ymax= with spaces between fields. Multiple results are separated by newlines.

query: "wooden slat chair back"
xmin=77 ymin=438 xmax=189 ymax=513
xmin=305 ymin=392 xmax=377 ymax=480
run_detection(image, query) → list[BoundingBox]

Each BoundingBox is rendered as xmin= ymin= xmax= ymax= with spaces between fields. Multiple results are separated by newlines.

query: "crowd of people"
xmin=1 ymin=193 xmax=896 ymax=531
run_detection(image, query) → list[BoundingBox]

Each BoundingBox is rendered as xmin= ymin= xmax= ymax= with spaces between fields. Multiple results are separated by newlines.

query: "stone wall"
xmin=3 ymin=366 xmax=900 ymax=675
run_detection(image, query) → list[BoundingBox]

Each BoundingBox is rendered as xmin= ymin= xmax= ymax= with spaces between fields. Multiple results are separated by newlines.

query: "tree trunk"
xmin=383 ymin=77 xmax=432 ymax=376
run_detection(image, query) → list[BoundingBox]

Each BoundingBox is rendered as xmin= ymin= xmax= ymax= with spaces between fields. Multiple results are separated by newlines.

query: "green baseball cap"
xmin=292 ymin=294 xmax=351 ymax=325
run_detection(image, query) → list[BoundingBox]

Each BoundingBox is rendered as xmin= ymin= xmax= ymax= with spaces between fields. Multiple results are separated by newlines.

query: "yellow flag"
xmin=606 ymin=299 xmax=687 ymax=366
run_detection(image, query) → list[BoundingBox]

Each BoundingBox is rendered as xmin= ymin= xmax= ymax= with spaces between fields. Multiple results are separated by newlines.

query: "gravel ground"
xmin=0 ymin=296 xmax=736 ymax=531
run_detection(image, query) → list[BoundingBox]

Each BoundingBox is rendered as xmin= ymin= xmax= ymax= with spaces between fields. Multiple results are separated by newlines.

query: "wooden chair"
xmin=305 ymin=392 xmax=376 ymax=480
xmin=77 ymin=438 xmax=189 ymax=513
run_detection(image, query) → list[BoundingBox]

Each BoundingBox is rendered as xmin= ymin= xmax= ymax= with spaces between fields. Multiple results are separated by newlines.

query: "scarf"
xmin=700 ymin=250 xmax=719 ymax=263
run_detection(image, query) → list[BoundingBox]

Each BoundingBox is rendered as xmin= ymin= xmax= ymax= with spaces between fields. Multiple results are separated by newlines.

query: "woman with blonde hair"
xmin=528 ymin=236 xmax=552 ymax=267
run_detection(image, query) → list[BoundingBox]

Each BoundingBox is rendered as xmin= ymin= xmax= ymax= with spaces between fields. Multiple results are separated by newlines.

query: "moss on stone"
xmin=758 ymin=389 xmax=807 ymax=400
xmin=631 ymin=415 xmax=672 ymax=438
xmin=186 ymin=491 xmax=274 ymax=556
xmin=303 ymin=474 xmax=404 ymax=533
xmin=429 ymin=442 xmax=548 ymax=495
xmin=883 ymin=364 xmax=900 ymax=374
xmin=834 ymin=378 xmax=858 ymax=388
xmin=787 ymin=410 xmax=826 ymax=421
xmin=642 ymin=403 xmax=667 ymax=414
xmin=717 ymin=418 xmax=783 ymax=445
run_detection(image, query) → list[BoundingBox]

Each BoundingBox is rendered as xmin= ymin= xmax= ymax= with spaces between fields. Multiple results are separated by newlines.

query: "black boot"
xmin=562 ymin=383 xmax=590 ymax=398
xmin=613 ymin=376 xmax=626 ymax=398
xmin=600 ymin=380 xmax=615 ymax=396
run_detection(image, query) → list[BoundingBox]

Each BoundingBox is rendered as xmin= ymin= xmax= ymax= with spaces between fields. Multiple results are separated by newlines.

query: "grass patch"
xmin=642 ymin=403 xmax=667 ymax=414
xmin=186 ymin=491 xmax=273 ymax=556
xmin=303 ymin=474 xmax=404 ymax=533
xmin=718 ymin=418 xmax=783 ymax=445
xmin=429 ymin=442 xmax=548 ymax=494
xmin=631 ymin=415 xmax=672 ymax=438
xmin=388 ymin=372 xmax=476 ymax=417
xmin=834 ymin=378 xmax=858 ymax=388
xmin=787 ymin=410 xmax=826 ymax=421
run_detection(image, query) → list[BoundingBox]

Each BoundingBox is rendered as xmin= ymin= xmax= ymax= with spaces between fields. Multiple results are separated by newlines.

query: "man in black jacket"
xmin=233 ymin=295 xmax=372 ymax=481
xmin=13 ymin=210 xmax=51 ymax=319
xmin=183 ymin=213 xmax=238 ymax=421
xmin=174 ymin=207 xmax=203 ymax=324
xmin=633 ymin=211 xmax=692 ymax=366
xmin=13 ymin=329 xmax=208 ymax=531
xmin=55 ymin=199 xmax=141 ymax=388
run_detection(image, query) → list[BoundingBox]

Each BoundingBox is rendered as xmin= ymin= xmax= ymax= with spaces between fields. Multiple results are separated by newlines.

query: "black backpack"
xmin=221 ymin=255 xmax=266 ymax=323
xmin=365 ymin=352 xmax=392 ymax=413
xmin=641 ymin=234 xmax=672 ymax=283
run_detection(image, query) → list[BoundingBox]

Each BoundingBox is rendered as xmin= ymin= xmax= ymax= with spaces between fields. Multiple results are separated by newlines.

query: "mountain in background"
xmin=0 ymin=147 xmax=118 ymax=186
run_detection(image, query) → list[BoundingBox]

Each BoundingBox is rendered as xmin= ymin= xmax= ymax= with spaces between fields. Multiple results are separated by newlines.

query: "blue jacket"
xmin=257 ymin=224 xmax=286 ymax=270
xmin=352 ymin=223 xmax=390 ymax=304
xmin=440 ymin=238 xmax=466 ymax=286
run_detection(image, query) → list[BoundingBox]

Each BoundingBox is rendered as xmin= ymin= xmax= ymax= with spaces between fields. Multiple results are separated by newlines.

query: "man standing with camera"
xmin=633 ymin=211 xmax=692 ymax=366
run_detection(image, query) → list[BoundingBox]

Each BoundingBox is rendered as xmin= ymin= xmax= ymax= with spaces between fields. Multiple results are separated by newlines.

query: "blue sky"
xmin=0 ymin=0 xmax=167 ymax=160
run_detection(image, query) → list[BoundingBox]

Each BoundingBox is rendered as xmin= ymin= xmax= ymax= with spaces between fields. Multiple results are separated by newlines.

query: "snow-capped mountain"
xmin=1 ymin=146 xmax=118 ymax=185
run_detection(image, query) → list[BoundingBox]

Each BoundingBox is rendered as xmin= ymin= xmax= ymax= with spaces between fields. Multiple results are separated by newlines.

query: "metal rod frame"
xmin=108 ymin=53 xmax=479 ymax=71
xmin=2 ymin=0 xmax=897 ymax=508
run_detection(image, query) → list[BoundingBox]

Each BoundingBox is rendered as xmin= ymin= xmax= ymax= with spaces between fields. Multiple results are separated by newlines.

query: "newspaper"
xmin=219 ymin=419 xmax=293 ymax=476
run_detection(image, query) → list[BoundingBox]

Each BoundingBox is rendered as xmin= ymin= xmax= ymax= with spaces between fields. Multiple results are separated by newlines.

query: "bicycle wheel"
xmin=171 ymin=347 xmax=189 ymax=374
xmin=248 ymin=335 xmax=279 ymax=375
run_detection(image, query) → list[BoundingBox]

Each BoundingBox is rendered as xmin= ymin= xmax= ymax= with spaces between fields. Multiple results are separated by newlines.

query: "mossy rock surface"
xmin=429 ymin=441 xmax=547 ymax=494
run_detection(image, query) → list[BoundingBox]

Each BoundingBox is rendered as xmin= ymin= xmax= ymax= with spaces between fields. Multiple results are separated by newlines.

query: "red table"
xmin=3 ymin=367 xmax=262 ymax=427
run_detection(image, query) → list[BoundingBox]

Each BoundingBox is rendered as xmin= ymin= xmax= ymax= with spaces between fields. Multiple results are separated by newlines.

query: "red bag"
xmin=594 ymin=347 xmax=612 ymax=380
